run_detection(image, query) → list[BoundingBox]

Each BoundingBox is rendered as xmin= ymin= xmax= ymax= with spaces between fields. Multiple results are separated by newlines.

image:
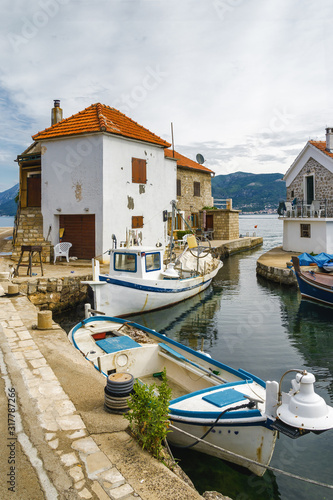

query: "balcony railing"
xmin=279 ymin=199 xmax=333 ymax=218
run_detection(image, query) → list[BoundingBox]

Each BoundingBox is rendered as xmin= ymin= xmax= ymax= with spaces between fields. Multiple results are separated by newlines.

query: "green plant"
xmin=176 ymin=230 xmax=192 ymax=240
xmin=125 ymin=368 xmax=172 ymax=460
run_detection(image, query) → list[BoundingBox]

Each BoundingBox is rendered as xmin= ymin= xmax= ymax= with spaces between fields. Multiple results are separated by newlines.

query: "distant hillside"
xmin=212 ymin=172 xmax=285 ymax=212
xmin=0 ymin=184 xmax=19 ymax=216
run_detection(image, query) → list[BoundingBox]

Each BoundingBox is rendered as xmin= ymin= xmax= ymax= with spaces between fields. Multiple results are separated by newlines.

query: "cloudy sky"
xmin=1 ymin=0 xmax=333 ymax=191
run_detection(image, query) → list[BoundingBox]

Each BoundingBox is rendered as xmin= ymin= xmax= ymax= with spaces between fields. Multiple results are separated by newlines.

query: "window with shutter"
xmin=132 ymin=216 xmax=144 ymax=228
xmin=132 ymin=158 xmax=147 ymax=183
xmin=194 ymin=181 xmax=200 ymax=197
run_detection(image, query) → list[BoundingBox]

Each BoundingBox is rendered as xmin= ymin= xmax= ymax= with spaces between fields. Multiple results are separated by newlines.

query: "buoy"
xmin=37 ymin=310 xmax=53 ymax=330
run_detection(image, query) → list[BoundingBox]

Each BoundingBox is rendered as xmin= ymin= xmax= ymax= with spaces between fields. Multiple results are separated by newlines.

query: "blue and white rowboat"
xmin=69 ymin=315 xmax=333 ymax=476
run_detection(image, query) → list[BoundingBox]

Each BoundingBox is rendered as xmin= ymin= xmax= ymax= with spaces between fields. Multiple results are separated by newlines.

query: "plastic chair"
xmin=54 ymin=242 xmax=72 ymax=263
xmin=309 ymin=200 xmax=323 ymax=218
xmin=284 ymin=202 xmax=295 ymax=217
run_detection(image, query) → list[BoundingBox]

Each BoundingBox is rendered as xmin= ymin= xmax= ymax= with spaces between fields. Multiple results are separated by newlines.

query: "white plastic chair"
xmin=284 ymin=202 xmax=295 ymax=217
xmin=54 ymin=242 xmax=72 ymax=263
xmin=309 ymin=200 xmax=323 ymax=218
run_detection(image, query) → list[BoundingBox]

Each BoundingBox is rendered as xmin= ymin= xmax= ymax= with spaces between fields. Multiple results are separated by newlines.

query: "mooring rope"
xmin=168 ymin=424 xmax=333 ymax=490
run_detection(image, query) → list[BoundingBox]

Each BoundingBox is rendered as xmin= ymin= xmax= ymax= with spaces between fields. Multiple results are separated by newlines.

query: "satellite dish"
xmin=196 ymin=153 xmax=205 ymax=164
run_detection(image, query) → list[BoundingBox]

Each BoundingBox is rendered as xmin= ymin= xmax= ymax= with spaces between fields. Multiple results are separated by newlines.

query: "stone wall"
xmin=12 ymin=207 xmax=51 ymax=263
xmin=287 ymin=158 xmax=333 ymax=215
xmin=14 ymin=274 xmax=92 ymax=312
xmin=256 ymin=261 xmax=297 ymax=285
xmin=200 ymin=209 xmax=240 ymax=240
xmin=177 ymin=169 xmax=213 ymax=220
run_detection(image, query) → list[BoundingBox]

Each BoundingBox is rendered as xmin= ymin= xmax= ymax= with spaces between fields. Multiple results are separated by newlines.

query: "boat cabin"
xmin=108 ymin=247 xmax=164 ymax=280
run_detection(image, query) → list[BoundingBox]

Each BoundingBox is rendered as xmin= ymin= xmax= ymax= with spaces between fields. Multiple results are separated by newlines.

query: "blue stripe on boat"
xmin=202 ymin=388 xmax=246 ymax=407
xmin=98 ymin=275 xmax=212 ymax=293
xmin=96 ymin=336 xmax=141 ymax=354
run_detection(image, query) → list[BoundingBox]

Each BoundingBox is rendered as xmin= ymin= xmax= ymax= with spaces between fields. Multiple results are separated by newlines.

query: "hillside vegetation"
xmin=0 ymin=184 xmax=19 ymax=216
xmin=212 ymin=171 xmax=285 ymax=212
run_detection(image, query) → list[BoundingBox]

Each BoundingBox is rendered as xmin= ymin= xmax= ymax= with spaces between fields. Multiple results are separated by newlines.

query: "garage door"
xmin=59 ymin=214 xmax=95 ymax=260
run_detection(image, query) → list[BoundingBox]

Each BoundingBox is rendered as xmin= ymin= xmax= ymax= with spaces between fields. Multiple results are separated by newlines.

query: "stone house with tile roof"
xmin=14 ymin=101 xmax=177 ymax=263
xmin=281 ymin=127 xmax=333 ymax=253
xmin=164 ymin=149 xmax=214 ymax=231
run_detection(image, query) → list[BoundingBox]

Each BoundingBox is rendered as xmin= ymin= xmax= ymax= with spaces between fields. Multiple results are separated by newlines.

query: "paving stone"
xmin=60 ymin=452 xmax=79 ymax=467
xmin=18 ymin=339 xmax=35 ymax=348
xmin=11 ymin=350 xmax=24 ymax=359
xmin=54 ymin=399 xmax=77 ymax=417
xmin=30 ymin=357 xmax=48 ymax=368
xmin=72 ymin=436 xmax=100 ymax=455
xmin=78 ymin=488 xmax=92 ymax=499
xmin=45 ymin=432 xmax=56 ymax=441
xmin=75 ymin=480 xmax=86 ymax=490
xmin=16 ymin=359 xmax=28 ymax=369
xmin=92 ymin=481 xmax=111 ymax=500
xmin=38 ymin=381 xmax=65 ymax=398
xmin=2 ymin=328 xmax=17 ymax=338
xmin=57 ymin=414 xmax=86 ymax=431
xmin=38 ymin=413 xmax=59 ymax=431
xmin=16 ymin=330 xmax=32 ymax=340
xmin=69 ymin=465 xmax=84 ymax=482
xmin=99 ymin=467 xmax=125 ymax=489
xmin=67 ymin=429 xmax=87 ymax=440
xmin=109 ymin=483 xmax=134 ymax=500
xmin=85 ymin=451 xmax=113 ymax=478
xmin=48 ymin=439 xmax=59 ymax=449
xmin=39 ymin=366 xmax=57 ymax=381
xmin=8 ymin=320 xmax=24 ymax=327
xmin=24 ymin=349 xmax=44 ymax=360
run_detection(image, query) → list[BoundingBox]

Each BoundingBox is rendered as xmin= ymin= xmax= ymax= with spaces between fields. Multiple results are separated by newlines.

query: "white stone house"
xmin=15 ymin=101 xmax=177 ymax=263
xmin=282 ymin=128 xmax=333 ymax=254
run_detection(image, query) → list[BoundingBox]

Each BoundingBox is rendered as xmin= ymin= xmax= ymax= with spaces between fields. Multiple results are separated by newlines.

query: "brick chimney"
xmin=51 ymin=99 xmax=63 ymax=126
xmin=325 ymin=127 xmax=333 ymax=152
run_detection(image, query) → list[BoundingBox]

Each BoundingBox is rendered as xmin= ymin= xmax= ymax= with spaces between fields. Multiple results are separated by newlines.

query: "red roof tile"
xmin=309 ymin=140 xmax=333 ymax=159
xmin=32 ymin=103 xmax=171 ymax=147
xmin=164 ymin=149 xmax=214 ymax=174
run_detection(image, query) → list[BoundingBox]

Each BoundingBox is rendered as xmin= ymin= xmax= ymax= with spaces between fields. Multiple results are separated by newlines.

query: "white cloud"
xmin=1 ymin=0 xmax=333 ymax=189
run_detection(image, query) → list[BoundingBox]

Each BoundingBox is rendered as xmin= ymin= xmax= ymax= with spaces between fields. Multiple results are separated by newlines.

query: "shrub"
xmin=125 ymin=368 xmax=172 ymax=460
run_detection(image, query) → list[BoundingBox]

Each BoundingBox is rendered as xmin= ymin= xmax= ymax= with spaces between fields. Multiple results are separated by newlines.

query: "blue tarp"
xmin=297 ymin=252 xmax=333 ymax=267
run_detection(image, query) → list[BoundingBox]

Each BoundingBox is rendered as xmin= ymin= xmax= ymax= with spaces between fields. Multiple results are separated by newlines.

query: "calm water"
xmin=128 ymin=215 xmax=333 ymax=500
xmin=0 ymin=216 xmax=14 ymax=227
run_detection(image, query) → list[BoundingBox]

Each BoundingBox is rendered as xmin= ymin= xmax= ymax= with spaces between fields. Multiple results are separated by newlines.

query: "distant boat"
xmin=69 ymin=315 xmax=333 ymax=476
xmin=292 ymin=256 xmax=333 ymax=306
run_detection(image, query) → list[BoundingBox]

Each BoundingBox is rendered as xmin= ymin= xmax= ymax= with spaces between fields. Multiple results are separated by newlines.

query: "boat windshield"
xmin=114 ymin=252 xmax=137 ymax=272
xmin=145 ymin=252 xmax=161 ymax=272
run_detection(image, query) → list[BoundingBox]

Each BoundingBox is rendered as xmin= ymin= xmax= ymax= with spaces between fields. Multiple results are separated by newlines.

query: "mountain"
xmin=212 ymin=172 xmax=285 ymax=212
xmin=0 ymin=184 xmax=19 ymax=216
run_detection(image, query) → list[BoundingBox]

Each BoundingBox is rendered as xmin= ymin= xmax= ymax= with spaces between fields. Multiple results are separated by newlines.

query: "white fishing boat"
xmin=69 ymin=315 xmax=333 ymax=476
xmin=83 ymin=202 xmax=222 ymax=317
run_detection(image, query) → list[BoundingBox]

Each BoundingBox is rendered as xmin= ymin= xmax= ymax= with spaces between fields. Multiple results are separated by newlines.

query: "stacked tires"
xmin=104 ymin=372 xmax=134 ymax=413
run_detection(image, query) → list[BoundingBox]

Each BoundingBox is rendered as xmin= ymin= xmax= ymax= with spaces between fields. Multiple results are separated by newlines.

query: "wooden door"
xmin=59 ymin=214 xmax=95 ymax=259
xmin=27 ymin=175 xmax=41 ymax=207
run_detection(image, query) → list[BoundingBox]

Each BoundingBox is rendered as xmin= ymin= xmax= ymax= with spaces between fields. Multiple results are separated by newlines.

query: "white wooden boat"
xmin=69 ymin=315 xmax=333 ymax=476
xmin=84 ymin=243 xmax=222 ymax=318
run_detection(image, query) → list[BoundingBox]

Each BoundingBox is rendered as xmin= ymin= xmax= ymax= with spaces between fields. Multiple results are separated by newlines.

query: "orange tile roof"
xmin=164 ymin=148 xmax=214 ymax=174
xmin=32 ymin=103 xmax=171 ymax=147
xmin=309 ymin=140 xmax=333 ymax=159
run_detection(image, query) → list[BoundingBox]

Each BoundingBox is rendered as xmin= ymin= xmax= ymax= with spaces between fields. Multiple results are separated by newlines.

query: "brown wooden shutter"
xmin=132 ymin=216 xmax=144 ymax=228
xmin=194 ymin=181 xmax=200 ymax=197
xmin=177 ymin=179 xmax=181 ymax=196
xmin=132 ymin=158 xmax=147 ymax=183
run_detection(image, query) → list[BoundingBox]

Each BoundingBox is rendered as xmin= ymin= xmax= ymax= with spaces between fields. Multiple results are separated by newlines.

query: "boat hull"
xmin=168 ymin=418 xmax=276 ymax=476
xmin=295 ymin=273 xmax=333 ymax=306
xmin=90 ymin=267 xmax=220 ymax=317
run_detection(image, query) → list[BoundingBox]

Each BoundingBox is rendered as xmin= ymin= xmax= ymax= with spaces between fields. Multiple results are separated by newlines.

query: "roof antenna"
xmin=171 ymin=122 xmax=175 ymax=158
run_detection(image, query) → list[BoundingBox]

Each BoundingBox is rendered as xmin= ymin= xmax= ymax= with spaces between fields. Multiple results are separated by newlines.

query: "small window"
xmin=177 ymin=179 xmax=181 ymax=197
xmin=300 ymin=224 xmax=311 ymax=238
xmin=132 ymin=158 xmax=146 ymax=183
xmin=192 ymin=213 xmax=199 ymax=228
xmin=194 ymin=181 xmax=200 ymax=197
xmin=145 ymin=252 xmax=161 ymax=272
xmin=114 ymin=253 xmax=137 ymax=272
xmin=132 ymin=216 xmax=143 ymax=228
